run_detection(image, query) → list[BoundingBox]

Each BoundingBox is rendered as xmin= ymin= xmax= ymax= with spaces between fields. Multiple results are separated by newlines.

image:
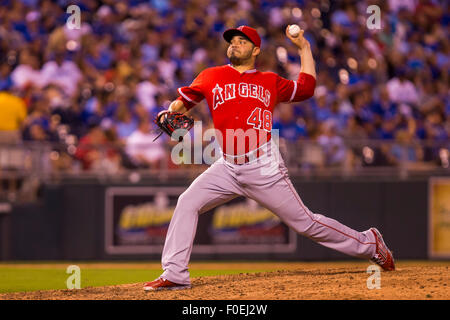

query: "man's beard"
xmin=229 ymin=51 xmax=252 ymax=66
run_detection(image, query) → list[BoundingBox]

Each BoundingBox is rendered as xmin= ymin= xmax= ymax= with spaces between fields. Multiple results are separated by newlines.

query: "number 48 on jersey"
xmin=246 ymin=107 xmax=272 ymax=132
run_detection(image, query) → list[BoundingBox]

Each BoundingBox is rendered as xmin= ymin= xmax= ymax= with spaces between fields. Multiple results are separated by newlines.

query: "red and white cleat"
xmin=370 ymin=228 xmax=395 ymax=271
xmin=143 ymin=277 xmax=191 ymax=291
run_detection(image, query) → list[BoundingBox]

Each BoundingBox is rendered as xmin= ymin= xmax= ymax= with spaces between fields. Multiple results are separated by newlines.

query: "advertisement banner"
xmin=105 ymin=187 xmax=296 ymax=255
xmin=428 ymin=177 xmax=450 ymax=258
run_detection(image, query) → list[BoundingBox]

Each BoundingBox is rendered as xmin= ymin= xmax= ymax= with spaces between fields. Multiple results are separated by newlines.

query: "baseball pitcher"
xmin=144 ymin=25 xmax=395 ymax=291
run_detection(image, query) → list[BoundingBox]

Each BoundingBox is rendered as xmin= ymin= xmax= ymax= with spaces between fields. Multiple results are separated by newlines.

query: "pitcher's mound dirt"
xmin=1 ymin=261 xmax=448 ymax=300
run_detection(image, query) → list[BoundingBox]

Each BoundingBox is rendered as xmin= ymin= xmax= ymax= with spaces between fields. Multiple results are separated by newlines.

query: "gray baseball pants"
xmin=161 ymin=142 xmax=376 ymax=285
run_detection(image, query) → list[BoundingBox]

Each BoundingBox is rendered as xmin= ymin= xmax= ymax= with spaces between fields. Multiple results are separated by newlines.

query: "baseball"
xmin=288 ymin=24 xmax=301 ymax=37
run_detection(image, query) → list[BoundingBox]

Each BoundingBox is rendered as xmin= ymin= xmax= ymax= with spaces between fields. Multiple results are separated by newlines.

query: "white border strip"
xmin=178 ymin=88 xmax=198 ymax=104
xmin=288 ymin=80 xmax=297 ymax=102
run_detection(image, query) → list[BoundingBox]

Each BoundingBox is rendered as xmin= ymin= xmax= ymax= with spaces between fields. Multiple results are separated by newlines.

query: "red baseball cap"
xmin=223 ymin=26 xmax=261 ymax=48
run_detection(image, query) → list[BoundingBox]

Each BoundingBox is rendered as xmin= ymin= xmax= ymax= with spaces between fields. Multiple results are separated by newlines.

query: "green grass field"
xmin=0 ymin=262 xmax=278 ymax=293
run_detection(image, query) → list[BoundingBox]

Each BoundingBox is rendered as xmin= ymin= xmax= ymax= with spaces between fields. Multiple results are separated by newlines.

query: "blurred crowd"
xmin=0 ymin=0 xmax=449 ymax=174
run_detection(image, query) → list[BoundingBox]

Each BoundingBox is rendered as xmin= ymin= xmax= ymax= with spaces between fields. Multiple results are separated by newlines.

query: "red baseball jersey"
xmin=176 ymin=64 xmax=315 ymax=155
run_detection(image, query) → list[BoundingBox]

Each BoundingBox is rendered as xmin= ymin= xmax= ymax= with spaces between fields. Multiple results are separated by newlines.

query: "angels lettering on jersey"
xmin=175 ymin=65 xmax=316 ymax=155
xmin=212 ymin=83 xmax=271 ymax=110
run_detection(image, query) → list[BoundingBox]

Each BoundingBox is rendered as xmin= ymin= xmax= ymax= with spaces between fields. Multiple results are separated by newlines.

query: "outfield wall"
xmin=0 ymin=176 xmax=442 ymax=261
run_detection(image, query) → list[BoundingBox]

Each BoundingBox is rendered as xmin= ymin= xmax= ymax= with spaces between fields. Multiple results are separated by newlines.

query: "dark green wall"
xmin=0 ymin=178 xmax=429 ymax=261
